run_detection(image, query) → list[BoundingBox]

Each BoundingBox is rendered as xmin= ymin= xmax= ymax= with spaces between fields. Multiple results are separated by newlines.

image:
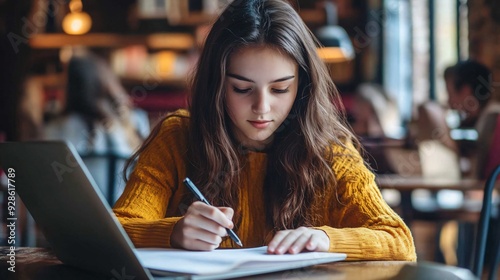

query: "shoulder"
xmin=148 ymin=109 xmax=190 ymax=150
xmin=330 ymin=139 xmax=362 ymax=160
xmin=158 ymin=109 xmax=190 ymax=134
xmin=329 ymin=139 xmax=373 ymax=180
xmin=480 ymin=102 xmax=500 ymax=119
xmin=476 ymin=102 xmax=500 ymax=132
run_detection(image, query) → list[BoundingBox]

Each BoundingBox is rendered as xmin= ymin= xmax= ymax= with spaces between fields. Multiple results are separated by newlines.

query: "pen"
xmin=183 ymin=177 xmax=243 ymax=247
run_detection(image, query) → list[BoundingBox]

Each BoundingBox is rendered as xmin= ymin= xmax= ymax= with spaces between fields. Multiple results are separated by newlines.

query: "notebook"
xmin=0 ymin=141 xmax=346 ymax=280
xmin=136 ymin=246 xmax=346 ymax=279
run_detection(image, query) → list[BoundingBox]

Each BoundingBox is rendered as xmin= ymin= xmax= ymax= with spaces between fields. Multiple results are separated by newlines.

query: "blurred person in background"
xmin=44 ymin=52 xmax=150 ymax=202
xmin=349 ymin=83 xmax=401 ymax=174
xmin=44 ymin=52 xmax=149 ymax=156
xmin=436 ymin=60 xmax=500 ymax=267
xmin=444 ymin=60 xmax=500 ymax=179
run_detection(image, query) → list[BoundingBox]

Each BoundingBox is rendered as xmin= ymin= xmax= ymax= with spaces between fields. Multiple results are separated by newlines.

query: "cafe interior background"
xmin=0 ymin=0 xmax=499 ymax=274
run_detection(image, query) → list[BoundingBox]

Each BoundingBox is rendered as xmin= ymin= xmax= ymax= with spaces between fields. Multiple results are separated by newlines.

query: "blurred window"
xmin=383 ymin=0 xmax=467 ymax=122
xmin=383 ymin=0 xmax=412 ymax=124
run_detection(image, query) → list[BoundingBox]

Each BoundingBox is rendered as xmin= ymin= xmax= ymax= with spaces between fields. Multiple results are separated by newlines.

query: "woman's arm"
xmin=317 ymin=142 xmax=416 ymax=261
xmin=112 ymin=115 xmax=187 ymax=248
xmin=113 ymin=113 xmax=234 ymax=250
xmin=267 ymin=142 xmax=415 ymax=261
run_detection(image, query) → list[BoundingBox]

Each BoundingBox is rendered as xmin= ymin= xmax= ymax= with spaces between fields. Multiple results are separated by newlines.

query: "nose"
xmin=252 ymin=90 xmax=271 ymax=115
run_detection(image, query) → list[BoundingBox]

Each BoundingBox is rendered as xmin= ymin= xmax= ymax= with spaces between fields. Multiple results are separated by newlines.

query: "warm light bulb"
xmin=62 ymin=12 xmax=92 ymax=35
xmin=155 ymin=51 xmax=177 ymax=77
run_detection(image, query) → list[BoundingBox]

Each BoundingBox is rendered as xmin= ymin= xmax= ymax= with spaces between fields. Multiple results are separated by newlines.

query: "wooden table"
xmin=0 ymin=247 xmax=476 ymax=280
xmin=376 ymin=175 xmax=488 ymax=191
xmin=375 ymin=175 xmax=496 ymax=223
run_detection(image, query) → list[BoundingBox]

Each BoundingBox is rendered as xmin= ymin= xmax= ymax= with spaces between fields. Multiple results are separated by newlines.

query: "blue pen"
xmin=183 ymin=177 xmax=243 ymax=247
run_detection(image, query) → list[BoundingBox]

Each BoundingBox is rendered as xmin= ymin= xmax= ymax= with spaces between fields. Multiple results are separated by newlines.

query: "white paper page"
xmin=134 ymin=246 xmax=346 ymax=275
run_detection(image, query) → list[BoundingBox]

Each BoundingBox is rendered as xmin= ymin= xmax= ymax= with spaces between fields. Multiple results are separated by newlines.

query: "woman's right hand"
xmin=170 ymin=201 xmax=234 ymax=250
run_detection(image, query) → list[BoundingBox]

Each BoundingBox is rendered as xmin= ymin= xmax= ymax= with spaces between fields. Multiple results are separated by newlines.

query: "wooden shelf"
xmin=139 ymin=11 xmax=216 ymax=26
xmin=139 ymin=10 xmax=322 ymax=26
xmin=121 ymin=76 xmax=187 ymax=88
xmin=142 ymin=10 xmax=326 ymax=26
xmin=182 ymin=10 xmax=328 ymax=26
xmin=299 ymin=9 xmax=326 ymax=25
xmin=28 ymin=7 xmax=357 ymax=50
xmin=32 ymin=73 xmax=66 ymax=87
xmin=184 ymin=10 xmax=325 ymax=26
xmin=300 ymin=12 xmax=363 ymax=28
xmin=175 ymin=12 xmax=216 ymax=26
xmin=29 ymin=33 xmax=195 ymax=50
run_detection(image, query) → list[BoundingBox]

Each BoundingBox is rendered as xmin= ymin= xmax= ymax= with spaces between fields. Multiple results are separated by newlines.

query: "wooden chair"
xmin=471 ymin=164 xmax=500 ymax=280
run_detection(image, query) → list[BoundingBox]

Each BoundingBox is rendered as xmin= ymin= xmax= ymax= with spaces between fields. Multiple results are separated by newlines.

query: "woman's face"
xmin=224 ymin=46 xmax=298 ymax=151
xmin=446 ymin=78 xmax=472 ymax=112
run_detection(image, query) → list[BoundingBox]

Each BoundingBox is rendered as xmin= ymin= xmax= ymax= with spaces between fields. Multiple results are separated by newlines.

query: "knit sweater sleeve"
xmin=315 ymin=142 xmax=416 ymax=261
xmin=112 ymin=112 xmax=188 ymax=248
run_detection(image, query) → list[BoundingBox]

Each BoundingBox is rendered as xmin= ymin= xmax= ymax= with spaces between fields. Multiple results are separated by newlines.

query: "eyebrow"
xmin=226 ymin=73 xmax=295 ymax=83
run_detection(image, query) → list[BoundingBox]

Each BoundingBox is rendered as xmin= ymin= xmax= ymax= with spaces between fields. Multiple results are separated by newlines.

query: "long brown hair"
xmin=125 ymin=0 xmax=358 ymax=230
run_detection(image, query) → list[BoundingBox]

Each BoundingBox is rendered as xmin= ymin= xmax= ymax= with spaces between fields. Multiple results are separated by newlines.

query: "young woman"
xmin=113 ymin=0 xmax=416 ymax=261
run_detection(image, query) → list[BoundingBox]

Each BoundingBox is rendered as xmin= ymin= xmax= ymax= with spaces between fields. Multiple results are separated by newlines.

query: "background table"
xmin=376 ymin=175 xmax=487 ymax=191
xmin=375 ymin=175 xmax=496 ymax=223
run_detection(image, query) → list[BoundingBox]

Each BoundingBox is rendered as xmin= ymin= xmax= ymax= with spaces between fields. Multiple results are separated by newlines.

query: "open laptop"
xmin=0 ymin=141 xmax=348 ymax=280
xmin=0 ymin=141 xmax=154 ymax=279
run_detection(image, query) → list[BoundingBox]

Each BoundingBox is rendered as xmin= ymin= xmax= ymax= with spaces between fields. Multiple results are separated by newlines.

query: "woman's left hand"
xmin=267 ymin=227 xmax=330 ymax=254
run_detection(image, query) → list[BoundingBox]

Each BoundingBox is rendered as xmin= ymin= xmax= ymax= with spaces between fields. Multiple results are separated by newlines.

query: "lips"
xmin=248 ymin=120 xmax=272 ymax=129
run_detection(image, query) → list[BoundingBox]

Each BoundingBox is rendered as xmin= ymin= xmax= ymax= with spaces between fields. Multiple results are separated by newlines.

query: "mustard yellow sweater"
xmin=113 ymin=110 xmax=416 ymax=261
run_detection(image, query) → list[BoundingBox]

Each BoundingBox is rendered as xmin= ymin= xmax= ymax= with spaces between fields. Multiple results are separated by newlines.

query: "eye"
xmin=272 ymin=87 xmax=290 ymax=94
xmin=233 ymin=87 xmax=252 ymax=94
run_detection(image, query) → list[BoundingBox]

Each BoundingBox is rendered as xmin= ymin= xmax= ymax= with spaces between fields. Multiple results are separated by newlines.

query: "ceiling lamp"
xmin=315 ymin=1 xmax=355 ymax=63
